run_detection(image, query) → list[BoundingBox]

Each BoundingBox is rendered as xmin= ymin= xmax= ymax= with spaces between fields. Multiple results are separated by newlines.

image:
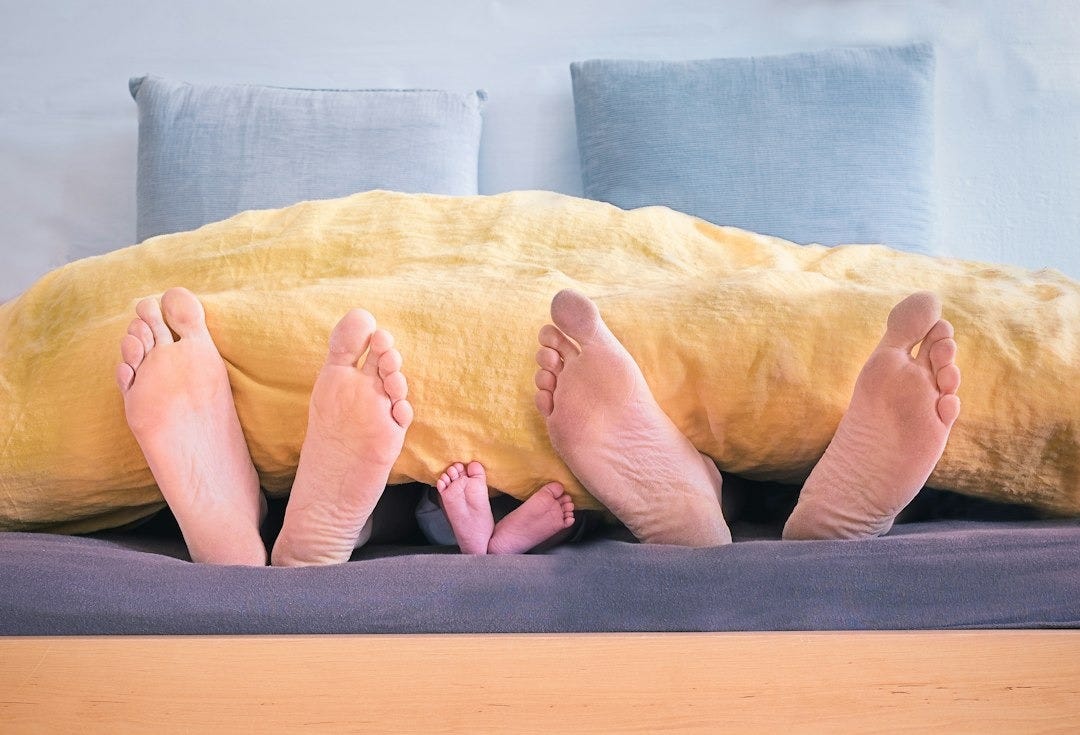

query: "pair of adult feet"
xmin=118 ymin=285 xmax=960 ymax=564
xmin=117 ymin=288 xmax=411 ymax=566
xmin=533 ymin=289 xmax=961 ymax=545
xmin=117 ymin=288 xmax=574 ymax=565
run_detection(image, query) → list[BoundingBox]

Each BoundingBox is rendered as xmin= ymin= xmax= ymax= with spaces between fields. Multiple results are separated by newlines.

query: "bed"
xmin=2 ymin=41 xmax=1079 ymax=730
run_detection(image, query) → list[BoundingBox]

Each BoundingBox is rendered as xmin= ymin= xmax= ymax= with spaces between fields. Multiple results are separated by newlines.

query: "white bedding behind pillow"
xmin=0 ymin=0 xmax=1078 ymax=299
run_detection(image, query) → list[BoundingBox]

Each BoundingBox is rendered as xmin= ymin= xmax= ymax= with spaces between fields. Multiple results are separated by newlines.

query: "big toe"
xmin=326 ymin=309 xmax=377 ymax=367
xmin=160 ymin=287 xmax=209 ymax=339
xmin=466 ymin=461 xmax=487 ymax=482
xmin=550 ymin=289 xmax=610 ymax=346
xmin=883 ymin=291 xmax=942 ymax=351
xmin=538 ymin=481 xmax=564 ymax=500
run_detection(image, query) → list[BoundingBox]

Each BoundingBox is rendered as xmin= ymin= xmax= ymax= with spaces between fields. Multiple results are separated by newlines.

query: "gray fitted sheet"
xmin=2 ymin=482 xmax=1078 ymax=634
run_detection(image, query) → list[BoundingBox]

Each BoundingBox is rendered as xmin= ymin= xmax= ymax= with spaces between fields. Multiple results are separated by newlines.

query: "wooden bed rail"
xmin=2 ymin=631 xmax=1078 ymax=732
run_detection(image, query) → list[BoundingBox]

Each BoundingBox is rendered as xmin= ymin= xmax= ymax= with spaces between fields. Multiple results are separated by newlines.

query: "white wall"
xmin=1 ymin=0 xmax=1077 ymax=299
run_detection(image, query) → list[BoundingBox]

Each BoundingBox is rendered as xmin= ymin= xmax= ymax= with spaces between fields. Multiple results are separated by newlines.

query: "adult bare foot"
xmin=436 ymin=461 xmax=496 ymax=555
xmin=534 ymin=289 xmax=731 ymax=547
xmin=116 ymin=287 xmax=266 ymax=565
xmin=783 ymin=292 xmax=962 ymax=540
xmin=271 ymin=310 xmax=413 ymax=566
xmin=488 ymin=481 xmax=576 ymax=554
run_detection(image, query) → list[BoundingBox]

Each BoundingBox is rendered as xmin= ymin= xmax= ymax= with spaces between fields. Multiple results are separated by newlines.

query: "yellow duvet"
xmin=1 ymin=190 xmax=1077 ymax=533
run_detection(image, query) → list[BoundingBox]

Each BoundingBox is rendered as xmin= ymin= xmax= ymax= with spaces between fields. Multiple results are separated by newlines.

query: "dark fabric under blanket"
xmin=2 ymin=518 xmax=1078 ymax=634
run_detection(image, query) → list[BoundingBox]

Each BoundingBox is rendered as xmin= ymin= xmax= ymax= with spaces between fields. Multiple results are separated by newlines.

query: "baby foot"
xmin=437 ymin=461 xmax=496 ymax=555
xmin=534 ymin=289 xmax=731 ymax=547
xmin=271 ymin=310 xmax=413 ymax=566
xmin=488 ymin=481 xmax=576 ymax=554
xmin=783 ymin=292 xmax=962 ymax=539
xmin=116 ymin=287 xmax=266 ymax=565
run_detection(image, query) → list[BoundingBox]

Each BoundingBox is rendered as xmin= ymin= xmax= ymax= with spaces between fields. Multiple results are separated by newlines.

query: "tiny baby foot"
xmin=437 ymin=461 xmax=496 ymax=555
xmin=488 ymin=481 xmax=576 ymax=554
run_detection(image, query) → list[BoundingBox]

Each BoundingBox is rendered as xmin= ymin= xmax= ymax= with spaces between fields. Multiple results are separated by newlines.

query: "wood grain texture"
xmin=2 ymin=631 xmax=1078 ymax=733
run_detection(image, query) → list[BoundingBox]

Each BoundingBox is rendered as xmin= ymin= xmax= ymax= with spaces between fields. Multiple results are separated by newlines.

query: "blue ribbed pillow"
xmin=571 ymin=45 xmax=935 ymax=252
xmin=131 ymin=75 xmax=485 ymax=241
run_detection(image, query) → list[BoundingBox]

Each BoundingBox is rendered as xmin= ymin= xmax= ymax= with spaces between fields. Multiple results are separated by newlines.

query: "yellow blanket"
xmin=1 ymin=191 xmax=1077 ymax=533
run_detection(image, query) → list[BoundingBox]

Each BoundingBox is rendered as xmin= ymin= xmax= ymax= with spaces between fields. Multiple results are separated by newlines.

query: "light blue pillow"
xmin=130 ymin=75 xmax=485 ymax=241
xmin=571 ymin=45 xmax=935 ymax=252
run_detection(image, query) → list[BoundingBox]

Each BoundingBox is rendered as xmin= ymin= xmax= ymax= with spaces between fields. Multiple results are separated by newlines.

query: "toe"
xmin=882 ymin=291 xmax=942 ymax=352
xmin=928 ymin=337 xmax=958 ymax=373
xmin=550 ymin=289 xmax=607 ymax=345
xmin=326 ymin=309 xmax=376 ymax=367
xmin=936 ymin=363 xmax=962 ymax=395
xmin=383 ymin=370 xmax=408 ymax=403
xmin=538 ymin=481 xmax=564 ymax=499
xmin=128 ymin=318 xmax=154 ymax=354
xmin=440 ymin=464 xmax=465 ymax=487
xmin=535 ymin=389 xmax=554 ymax=417
xmin=916 ymin=319 xmax=955 ymax=366
xmin=391 ymin=398 xmax=413 ymax=429
xmin=160 ymin=287 xmax=208 ymax=339
xmin=377 ymin=347 xmax=403 ymax=379
xmin=937 ymin=394 xmax=961 ymax=427
xmin=535 ymin=346 xmax=564 ymax=374
xmin=534 ymin=368 xmax=556 ymax=392
xmin=538 ymin=324 xmax=578 ymax=359
xmin=466 ymin=461 xmax=486 ymax=481
xmin=362 ymin=329 xmax=395 ymax=376
xmin=115 ymin=362 xmax=135 ymax=392
xmin=120 ymin=333 xmax=145 ymax=371
xmin=135 ymin=296 xmax=174 ymax=346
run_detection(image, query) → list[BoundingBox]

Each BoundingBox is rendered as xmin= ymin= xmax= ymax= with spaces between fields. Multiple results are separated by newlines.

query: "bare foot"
xmin=436 ymin=461 xmax=496 ymax=555
xmin=534 ymin=289 xmax=731 ymax=547
xmin=488 ymin=481 xmax=576 ymax=554
xmin=271 ymin=310 xmax=413 ymax=566
xmin=783 ymin=292 xmax=962 ymax=540
xmin=116 ymin=287 xmax=266 ymax=565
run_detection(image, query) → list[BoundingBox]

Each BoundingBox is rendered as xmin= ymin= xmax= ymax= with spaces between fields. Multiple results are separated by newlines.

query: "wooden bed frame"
xmin=3 ymin=631 xmax=1078 ymax=731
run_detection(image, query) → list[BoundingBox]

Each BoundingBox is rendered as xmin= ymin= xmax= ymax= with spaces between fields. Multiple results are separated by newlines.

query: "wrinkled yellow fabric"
xmin=1 ymin=190 xmax=1078 ymax=533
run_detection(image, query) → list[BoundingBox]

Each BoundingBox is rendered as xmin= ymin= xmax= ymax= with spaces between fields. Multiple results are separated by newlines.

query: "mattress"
xmin=3 ymin=482 xmax=1076 ymax=635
